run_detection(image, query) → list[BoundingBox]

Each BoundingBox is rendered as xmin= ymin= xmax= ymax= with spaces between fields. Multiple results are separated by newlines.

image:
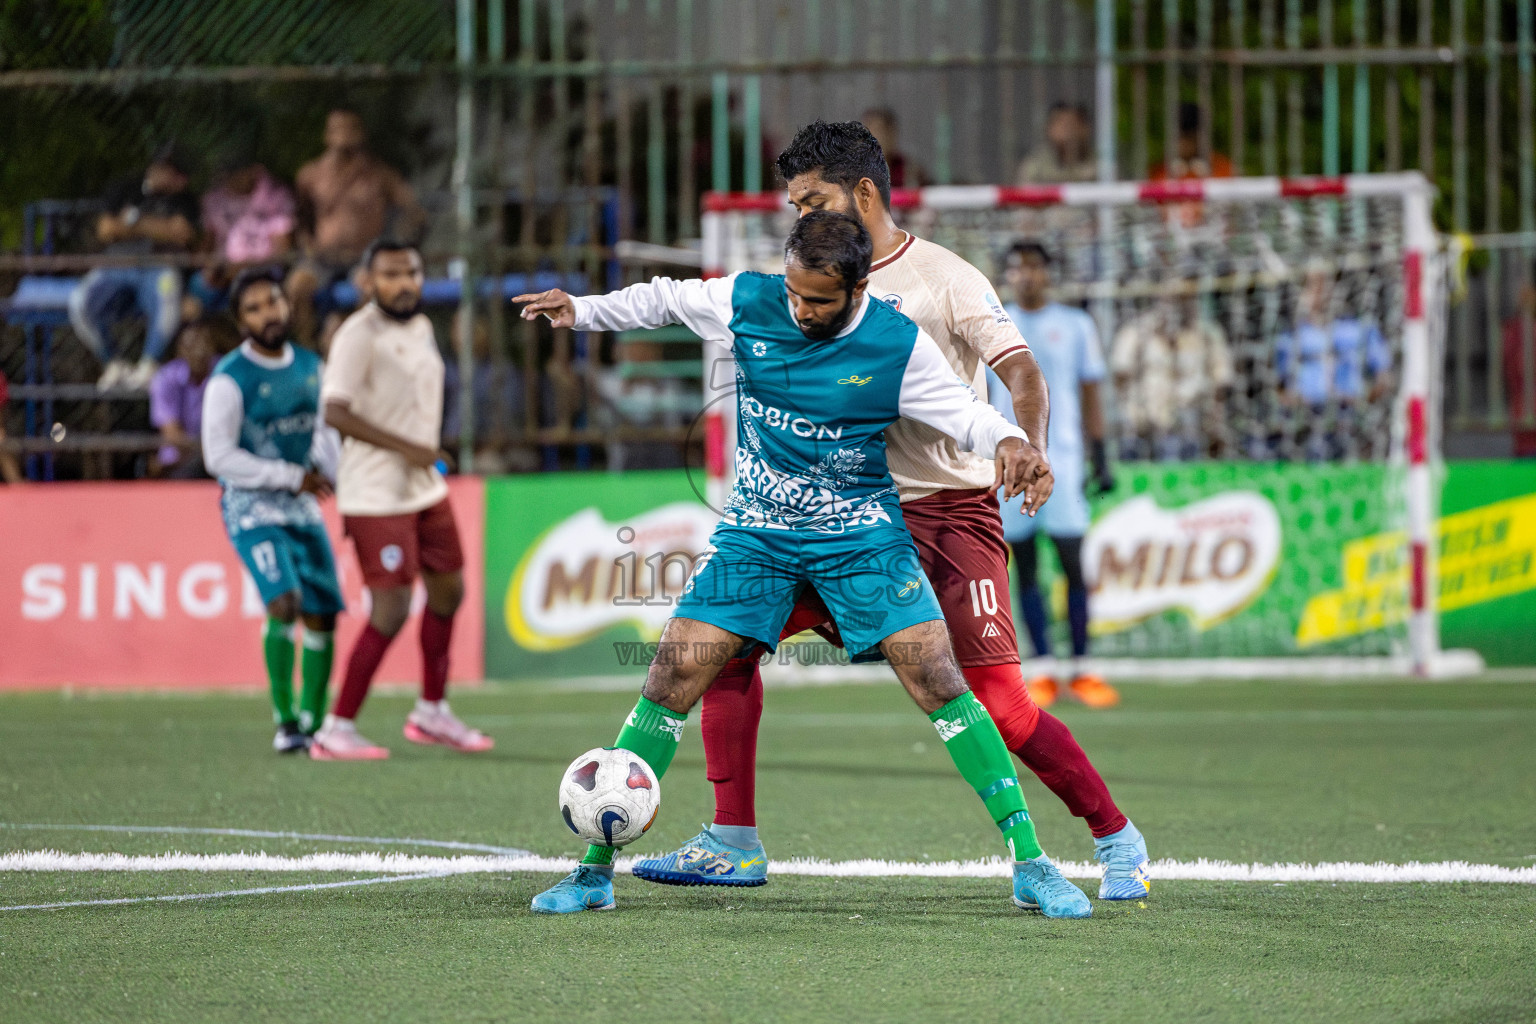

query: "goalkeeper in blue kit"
xmin=514 ymin=212 xmax=1093 ymax=919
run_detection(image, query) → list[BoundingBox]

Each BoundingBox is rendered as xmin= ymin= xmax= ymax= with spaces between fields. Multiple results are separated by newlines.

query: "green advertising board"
xmin=482 ymin=461 xmax=1536 ymax=679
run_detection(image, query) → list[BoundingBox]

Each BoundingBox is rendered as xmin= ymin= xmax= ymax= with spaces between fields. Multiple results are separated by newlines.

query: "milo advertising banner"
xmin=483 ymin=461 xmax=1536 ymax=680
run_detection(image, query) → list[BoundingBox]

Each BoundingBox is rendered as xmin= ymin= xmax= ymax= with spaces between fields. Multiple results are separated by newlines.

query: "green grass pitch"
xmin=2 ymin=677 xmax=1534 ymax=1023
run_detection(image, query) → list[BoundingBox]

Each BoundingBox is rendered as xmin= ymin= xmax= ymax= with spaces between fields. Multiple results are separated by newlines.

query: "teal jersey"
xmin=213 ymin=344 xmax=325 ymax=467
xmin=725 ymin=272 xmax=920 ymax=534
xmin=205 ymin=342 xmax=330 ymax=536
xmin=573 ymin=272 xmax=1024 ymax=537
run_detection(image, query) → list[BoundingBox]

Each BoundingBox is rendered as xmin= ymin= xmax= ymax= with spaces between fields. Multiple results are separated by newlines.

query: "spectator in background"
xmin=287 ymin=109 xmax=425 ymax=347
xmin=1502 ymin=278 xmax=1536 ymax=457
xmin=1275 ymin=268 xmax=1392 ymax=461
xmin=0 ymin=370 xmax=23 ymax=484
xmin=1111 ymin=290 xmax=1234 ymax=460
xmin=1150 ymin=102 xmax=1233 ymax=181
xmin=68 ymin=143 xmax=199 ymax=391
xmin=441 ymin=316 xmax=525 ymax=475
xmin=188 ymin=150 xmax=296 ymax=315
xmin=148 ymin=319 xmax=219 ymax=479
xmin=1015 ymin=102 xmax=1098 ymax=184
xmin=860 ymin=108 xmax=928 ymax=188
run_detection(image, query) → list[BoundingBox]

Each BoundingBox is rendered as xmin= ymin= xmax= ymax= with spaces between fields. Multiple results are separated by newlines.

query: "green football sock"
xmin=298 ymin=630 xmax=334 ymax=734
xmin=929 ymin=690 xmax=1044 ymax=861
xmin=263 ymin=618 xmax=297 ymax=726
xmin=581 ymin=696 xmax=689 ymax=867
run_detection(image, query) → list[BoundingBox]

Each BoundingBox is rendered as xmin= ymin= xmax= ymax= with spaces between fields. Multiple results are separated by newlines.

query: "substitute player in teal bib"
xmin=203 ymin=267 xmax=344 ymax=754
xmin=515 ymin=212 xmax=1092 ymax=919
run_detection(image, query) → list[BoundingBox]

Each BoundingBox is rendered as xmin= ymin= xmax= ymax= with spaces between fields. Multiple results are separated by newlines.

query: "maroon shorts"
xmin=344 ymin=497 xmax=464 ymax=590
xmin=778 ymin=488 xmax=1021 ymax=667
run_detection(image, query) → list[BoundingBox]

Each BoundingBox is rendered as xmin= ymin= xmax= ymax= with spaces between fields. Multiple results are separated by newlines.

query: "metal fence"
xmin=2 ymin=0 xmax=1534 ymax=478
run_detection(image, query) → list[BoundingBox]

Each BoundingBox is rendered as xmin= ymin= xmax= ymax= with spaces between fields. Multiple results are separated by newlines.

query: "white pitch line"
xmin=0 ymin=871 xmax=449 ymax=912
xmin=5 ymin=850 xmax=1534 ymax=885
xmin=0 ymin=823 xmax=530 ymax=857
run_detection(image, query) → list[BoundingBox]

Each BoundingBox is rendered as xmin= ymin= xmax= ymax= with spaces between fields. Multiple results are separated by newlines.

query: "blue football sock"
xmin=708 ymin=823 xmax=761 ymax=850
xmin=1067 ymin=587 xmax=1090 ymax=659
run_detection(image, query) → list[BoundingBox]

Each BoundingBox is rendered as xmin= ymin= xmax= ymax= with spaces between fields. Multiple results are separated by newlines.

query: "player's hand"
xmin=402 ymin=444 xmax=443 ymax=470
xmin=514 ymin=289 xmax=577 ymax=329
xmin=994 ymin=438 xmax=1053 ymax=514
xmin=298 ymin=470 xmax=333 ymax=499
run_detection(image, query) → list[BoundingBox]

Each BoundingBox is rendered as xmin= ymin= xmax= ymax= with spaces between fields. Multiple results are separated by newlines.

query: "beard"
xmin=377 ymin=293 xmax=422 ymax=321
xmin=249 ymin=319 xmax=288 ymax=350
xmin=797 ymin=291 xmax=859 ymax=341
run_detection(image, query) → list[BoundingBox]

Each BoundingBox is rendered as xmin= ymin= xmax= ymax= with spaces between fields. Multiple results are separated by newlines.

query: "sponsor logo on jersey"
xmin=380 ymin=544 xmax=404 ymax=572
xmin=984 ymin=292 xmax=1014 ymax=326
xmin=751 ymin=341 xmax=767 ymax=356
xmin=838 ymin=374 xmax=873 ymax=386
xmin=981 ymin=621 xmax=1001 ymax=638
xmin=880 ymin=293 xmax=902 ymax=311
xmin=897 ymin=579 xmax=922 ymax=597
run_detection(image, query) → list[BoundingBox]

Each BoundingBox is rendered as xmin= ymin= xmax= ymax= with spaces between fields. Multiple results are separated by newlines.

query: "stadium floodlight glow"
xmin=702 ymin=173 xmax=1457 ymax=677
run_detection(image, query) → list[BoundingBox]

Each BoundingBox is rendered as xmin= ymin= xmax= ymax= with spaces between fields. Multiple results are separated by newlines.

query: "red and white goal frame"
xmin=700 ymin=174 xmax=1451 ymax=676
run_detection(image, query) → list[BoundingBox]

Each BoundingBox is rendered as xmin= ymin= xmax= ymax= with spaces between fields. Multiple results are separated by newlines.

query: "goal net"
xmin=701 ymin=174 xmax=1475 ymax=677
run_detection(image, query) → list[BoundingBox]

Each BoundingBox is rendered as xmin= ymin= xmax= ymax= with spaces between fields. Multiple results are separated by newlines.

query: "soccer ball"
xmin=557 ymin=747 xmax=661 ymax=847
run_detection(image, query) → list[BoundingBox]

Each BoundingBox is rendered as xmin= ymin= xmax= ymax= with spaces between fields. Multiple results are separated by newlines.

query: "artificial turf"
xmin=2 ymin=677 xmax=1533 ymax=1023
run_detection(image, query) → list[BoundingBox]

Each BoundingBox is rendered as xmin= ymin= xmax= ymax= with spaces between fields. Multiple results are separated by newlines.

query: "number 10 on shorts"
xmin=968 ymin=578 xmax=999 ymax=617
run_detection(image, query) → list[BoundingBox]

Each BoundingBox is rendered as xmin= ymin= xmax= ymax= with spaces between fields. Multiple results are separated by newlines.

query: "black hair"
xmin=361 ymin=237 xmax=420 ymax=270
xmin=1007 ymin=240 xmax=1052 ymax=267
xmin=775 ymin=120 xmax=893 ymax=209
xmin=1178 ymin=101 xmax=1203 ymax=136
xmin=230 ymin=266 xmax=286 ymax=309
xmin=784 ymin=210 xmax=873 ymax=292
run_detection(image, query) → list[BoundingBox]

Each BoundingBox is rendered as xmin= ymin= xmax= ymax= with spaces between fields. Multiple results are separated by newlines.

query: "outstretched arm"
xmin=898 ymin=333 xmax=1035 ymax=502
xmin=515 ymin=274 xmax=737 ymax=339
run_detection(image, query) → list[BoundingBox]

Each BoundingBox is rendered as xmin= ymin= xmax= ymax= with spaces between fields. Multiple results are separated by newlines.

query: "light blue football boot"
xmin=1013 ymin=855 xmax=1093 ymax=918
xmin=631 ymin=826 xmax=769 ymax=887
xmin=1094 ymin=820 xmax=1151 ymax=900
xmin=530 ymin=865 xmax=615 ymax=914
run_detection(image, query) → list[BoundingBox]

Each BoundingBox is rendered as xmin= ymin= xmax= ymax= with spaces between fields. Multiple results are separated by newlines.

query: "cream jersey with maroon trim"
xmin=870 ymin=233 xmax=1032 ymax=501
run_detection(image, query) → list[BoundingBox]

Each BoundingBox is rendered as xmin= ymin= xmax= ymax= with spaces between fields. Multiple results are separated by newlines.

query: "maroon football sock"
xmin=420 ymin=609 xmax=454 ymax=702
xmin=333 ymin=624 xmax=393 ymax=720
xmin=1016 ymin=710 xmax=1129 ymax=839
xmin=701 ymin=655 xmax=764 ymax=827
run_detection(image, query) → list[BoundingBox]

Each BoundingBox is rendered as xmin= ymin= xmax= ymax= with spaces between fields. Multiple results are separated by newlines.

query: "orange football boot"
xmin=1068 ymin=673 xmax=1121 ymax=708
xmin=1025 ymin=674 xmax=1059 ymax=708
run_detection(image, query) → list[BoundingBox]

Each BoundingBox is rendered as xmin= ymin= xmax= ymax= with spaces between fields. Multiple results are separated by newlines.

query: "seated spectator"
xmin=148 ymin=319 xmax=218 ymax=479
xmin=187 ymin=150 xmax=296 ymax=316
xmin=1150 ymin=102 xmax=1234 ymax=181
xmin=1015 ymin=102 xmax=1098 ymax=184
xmin=68 ymin=143 xmax=199 ymax=391
xmin=1502 ymin=278 xmax=1536 ymax=458
xmin=441 ymin=316 xmax=526 ymax=474
xmin=287 ymin=109 xmax=424 ymax=347
xmin=0 ymin=370 xmax=23 ymax=484
xmin=1111 ymin=293 xmax=1234 ymax=461
xmin=860 ymin=108 xmax=929 ymax=188
xmin=1275 ymin=268 xmax=1392 ymax=461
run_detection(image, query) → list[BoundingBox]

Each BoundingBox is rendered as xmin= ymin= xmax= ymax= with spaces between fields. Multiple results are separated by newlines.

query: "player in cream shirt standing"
xmin=309 ymin=239 xmax=493 ymax=760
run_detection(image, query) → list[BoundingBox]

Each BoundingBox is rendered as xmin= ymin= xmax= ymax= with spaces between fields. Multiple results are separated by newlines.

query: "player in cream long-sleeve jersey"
xmin=630 ymin=120 xmax=1149 ymax=903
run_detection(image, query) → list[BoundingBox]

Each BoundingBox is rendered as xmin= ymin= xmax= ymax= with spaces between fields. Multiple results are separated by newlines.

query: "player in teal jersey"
xmin=515 ymin=212 xmax=1092 ymax=919
xmin=202 ymin=268 xmax=345 ymax=753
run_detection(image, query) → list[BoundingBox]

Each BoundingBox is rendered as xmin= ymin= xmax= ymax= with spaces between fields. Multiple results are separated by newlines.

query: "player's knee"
xmin=426 ymin=574 xmax=464 ymax=617
xmin=304 ymin=612 xmax=336 ymax=633
xmin=266 ymin=592 xmax=300 ymax=624
xmin=369 ymin=591 xmax=411 ymax=637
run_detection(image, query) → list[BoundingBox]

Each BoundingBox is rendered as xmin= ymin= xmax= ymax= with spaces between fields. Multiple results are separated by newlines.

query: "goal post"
xmin=701 ymin=174 xmax=1478 ymax=678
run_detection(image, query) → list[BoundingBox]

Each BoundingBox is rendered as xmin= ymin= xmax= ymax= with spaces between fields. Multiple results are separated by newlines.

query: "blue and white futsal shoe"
xmin=530 ymin=865 xmax=615 ymax=914
xmin=631 ymin=827 xmax=769 ymax=887
xmin=1013 ymin=855 xmax=1093 ymax=918
xmin=1094 ymin=820 xmax=1151 ymax=900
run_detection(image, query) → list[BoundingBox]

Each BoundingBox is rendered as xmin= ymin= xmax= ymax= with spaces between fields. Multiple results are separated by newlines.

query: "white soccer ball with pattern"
xmin=557 ymin=746 xmax=661 ymax=848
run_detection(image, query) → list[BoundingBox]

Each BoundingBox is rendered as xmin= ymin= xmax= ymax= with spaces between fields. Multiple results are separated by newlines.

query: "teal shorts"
xmin=674 ymin=523 xmax=944 ymax=659
xmin=232 ymin=522 xmax=346 ymax=616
